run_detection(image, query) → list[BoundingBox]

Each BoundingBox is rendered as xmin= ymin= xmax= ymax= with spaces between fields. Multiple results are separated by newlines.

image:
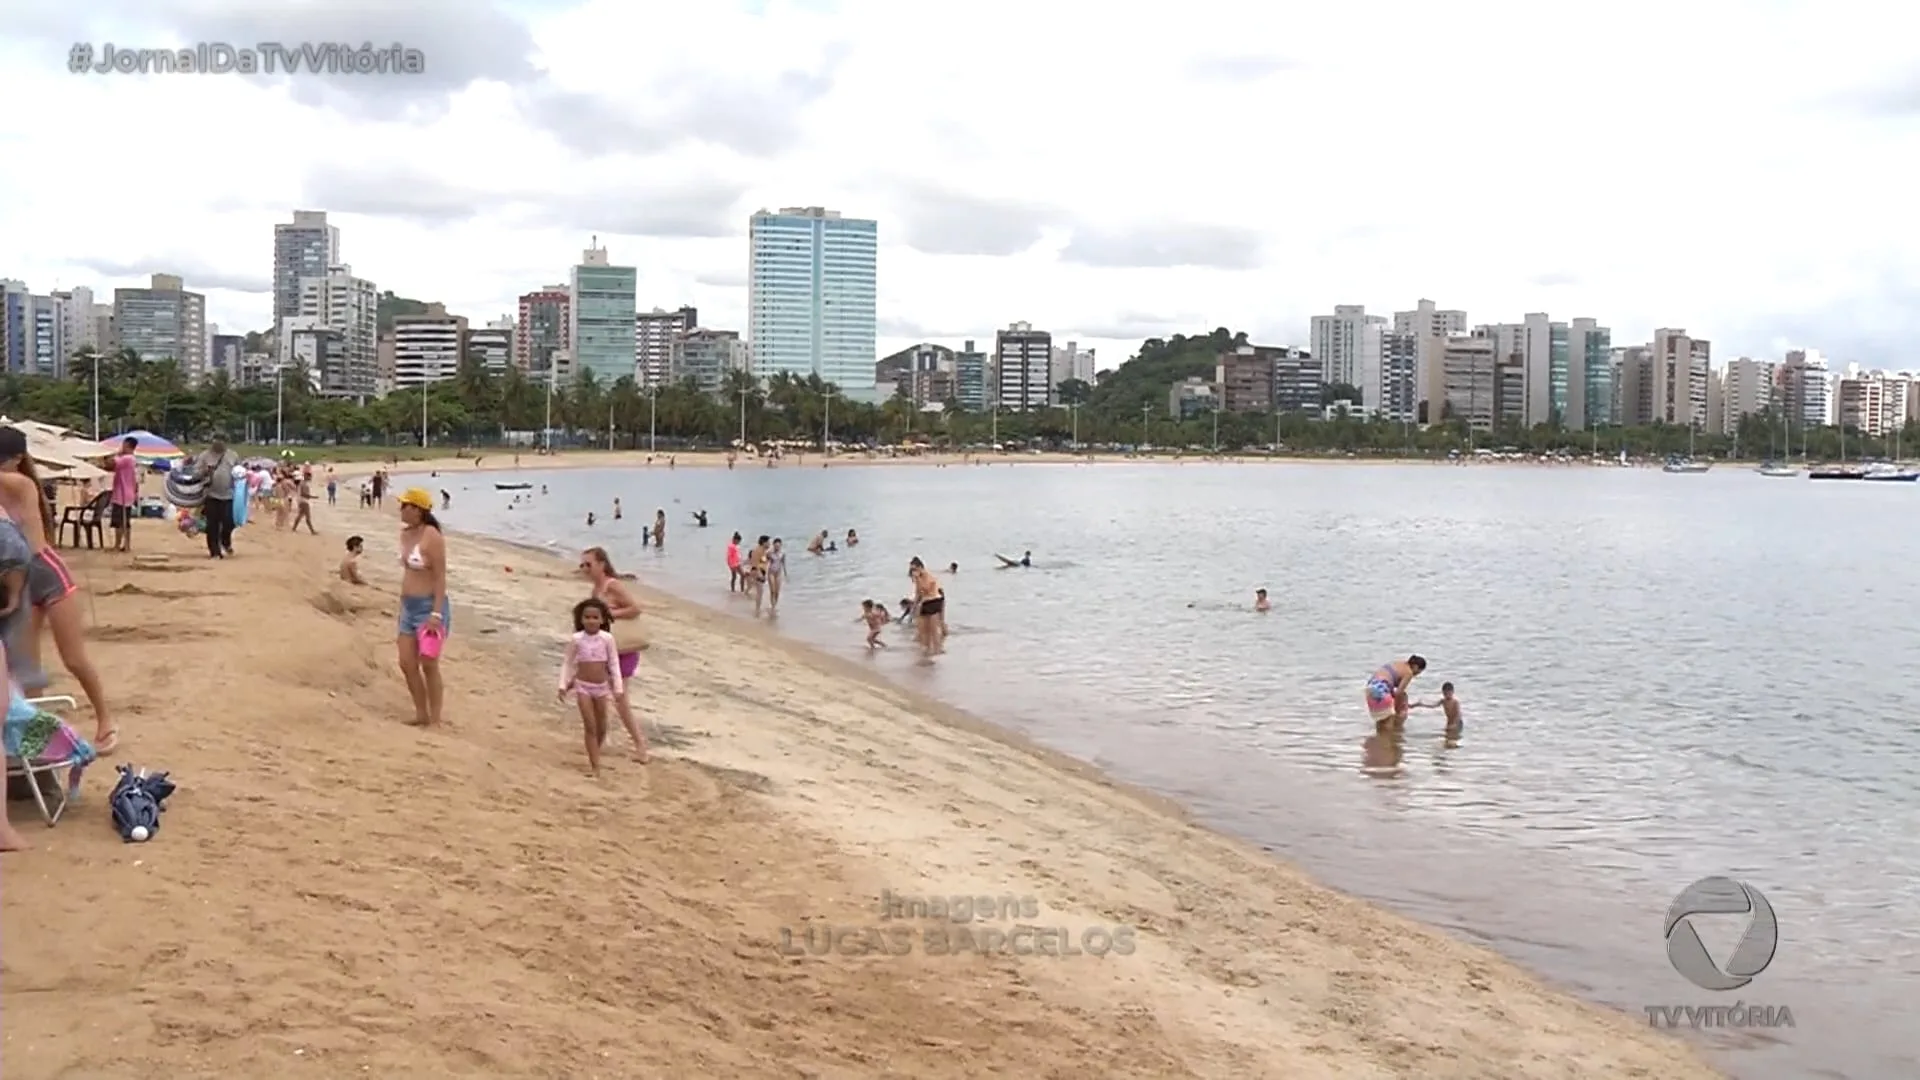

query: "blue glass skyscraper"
xmin=748 ymin=207 xmax=877 ymax=401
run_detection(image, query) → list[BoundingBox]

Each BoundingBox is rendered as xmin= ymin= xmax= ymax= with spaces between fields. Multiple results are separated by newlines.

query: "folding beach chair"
xmin=5 ymin=695 xmax=93 ymax=826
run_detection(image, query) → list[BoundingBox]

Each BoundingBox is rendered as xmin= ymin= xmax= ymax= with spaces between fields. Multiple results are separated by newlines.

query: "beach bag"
xmin=611 ymin=619 xmax=650 ymax=654
xmin=109 ymin=764 xmax=176 ymax=842
xmin=165 ymin=469 xmax=207 ymax=509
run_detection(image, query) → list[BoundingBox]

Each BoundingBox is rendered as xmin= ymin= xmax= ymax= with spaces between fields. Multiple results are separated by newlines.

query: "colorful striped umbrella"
xmin=99 ymin=429 xmax=183 ymax=461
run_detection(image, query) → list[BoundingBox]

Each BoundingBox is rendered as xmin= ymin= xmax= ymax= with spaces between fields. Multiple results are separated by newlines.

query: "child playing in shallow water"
xmin=559 ymin=597 xmax=624 ymax=777
xmin=861 ymin=599 xmax=890 ymax=649
xmin=1414 ymin=682 xmax=1463 ymax=735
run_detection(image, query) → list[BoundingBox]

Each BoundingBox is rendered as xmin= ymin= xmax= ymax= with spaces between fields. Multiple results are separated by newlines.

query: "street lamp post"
xmin=419 ymin=376 xmax=429 ymax=449
xmin=90 ymin=352 xmax=102 ymax=441
xmin=1141 ymin=402 xmax=1150 ymax=449
xmin=606 ymin=397 xmax=615 ymax=452
xmin=542 ymin=371 xmax=555 ymax=452
xmin=275 ymin=363 xmax=285 ymax=444
xmin=737 ymin=388 xmax=750 ymax=446
xmin=1070 ymin=403 xmax=1079 ymax=450
xmin=647 ymin=386 xmax=658 ymax=453
xmin=1211 ymin=402 xmax=1220 ymax=455
xmin=990 ymin=402 xmax=998 ymax=449
xmin=822 ymin=389 xmax=837 ymax=453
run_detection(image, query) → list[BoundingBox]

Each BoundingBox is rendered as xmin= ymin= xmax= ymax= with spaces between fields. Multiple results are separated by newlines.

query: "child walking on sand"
xmin=861 ymin=599 xmax=890 ymax=649
xmin=558 ymin=597 xmax=625 ymax=777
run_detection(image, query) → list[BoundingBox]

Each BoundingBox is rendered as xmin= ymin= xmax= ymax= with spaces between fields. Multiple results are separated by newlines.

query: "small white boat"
xmin=1862 ymin=463 xmax=1920 ymax=482
xmin=1663 ymin=456 xmax=1711 ymax=474
xmin=1756 ymin=463 xmax=1800 ymax=478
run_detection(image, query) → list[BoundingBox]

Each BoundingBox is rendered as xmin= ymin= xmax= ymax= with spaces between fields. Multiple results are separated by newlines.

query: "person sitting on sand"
xmin=1254 ymin=588 xmax=1270 ymax=613
xmin=339 ymin=536 xmax=367 ymax=585
xmin=1365 ymin=655 xmax=1426 ymax=734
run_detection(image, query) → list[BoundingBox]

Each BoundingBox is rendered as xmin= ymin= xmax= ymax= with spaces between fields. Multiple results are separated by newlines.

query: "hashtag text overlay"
xmin=70 ymin=43 xmax=426 ymax=76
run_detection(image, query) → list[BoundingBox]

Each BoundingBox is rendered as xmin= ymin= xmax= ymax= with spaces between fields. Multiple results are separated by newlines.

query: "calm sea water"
xmin=410 ymin=460 xmax=1920 ymax=1080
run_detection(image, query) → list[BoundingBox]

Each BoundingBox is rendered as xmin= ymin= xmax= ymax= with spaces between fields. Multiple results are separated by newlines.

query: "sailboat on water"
xmin=1757 ymin=409 xmax=1800 ymax=477
xmin=1663 ymin=424 xmax=1710 ymax=473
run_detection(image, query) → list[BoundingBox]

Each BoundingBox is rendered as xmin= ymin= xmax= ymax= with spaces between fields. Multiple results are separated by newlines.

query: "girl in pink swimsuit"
xmin=559 ymin=598 xmax=625 ymax=777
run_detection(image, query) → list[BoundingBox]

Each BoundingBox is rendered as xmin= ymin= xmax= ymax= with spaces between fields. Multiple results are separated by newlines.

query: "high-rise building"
xmin=468 ymin=318 xmax=514 ymax=377
xmin=1309 ymin=305 xmax=1386 ymax=409
xmin=1394 ymin=300 xmax=1467 ymax=424
xmin=1835 ymin=368 xmax=1910 ymax=437
xmin=669 ymin=329 xmax=749 ymax=396
xmin=875 ymin=343 xmax=955 ymax=405
xmin=747 ymin=206 xmax=878 ymax=400
xmin=273 ymin=211 xmax=341 ymax=347
xmin=1216 ymin=345 xmax=1277 ymax=413
xmin=953 ymin=340 xmax=989 ymax=411
xmin=569 ymin=240 xmax=637 ymax=385
xmin=113 ymin=273 xmax=207 ymax=374
xmin=1380 ymin=333 xmax=1418 ymax=423
xmin=1651 ymin=328 xmax=1711 ymax=429
xmin=515 ymin=286 xmax=570 ymax=380
xmin=1612 ymin=346 xmax=1653 ymax=426
xmin=1567 ymin=318 xmax=1613 ymax=429
xmin=0 ymin=280 xmax=27 ymax=373
xmin=294 ymin=264 xmax=378 ymax=399
xmin=1048 ymin=341 xmax=1096 ymax=402
xmin=1271 ymin=348 xmax=1321 ymax=413
xmin=636 ymin=306 xmax=696 ymax=388
xmin=994 ymin=322 xmax=1052 ymax=411
xmin=288 ymin=326 xmax=343 ymax=391
xmin=1778 ymin=349 xmax=1834 ymax=428
xmin=209 ymin=332 xmax=245 ymax=382
xmin=50 ymin=286 xmax=97 ymax=370
xmin=1719 ymin=357 xmax=1776 ymax=435
xmin=1440 ymin=335 xmax=1498 ymax=431
xmin=24 ymin=292 xmax=65 ymax=378
xmin=390 ymin=303 xmax=468 ymax=389
xmin=1476 ymin=314 xmax=1568 ymax=428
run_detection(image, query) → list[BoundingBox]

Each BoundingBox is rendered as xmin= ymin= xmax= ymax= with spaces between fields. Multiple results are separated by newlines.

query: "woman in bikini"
xmin=0 ymin=428 xmax=115 ymax=753
xmin=747 ymin=535 xmax=770 ymax=617
xmin=1365 ymin=654 xmax=1426 ymax=733
xmin=579 ymin=546 xmax=649 ymax=762
xmin=395 ymin=488 xmax=451 ymax=727
xmin=907 ymin=557 xmax=947 ymax=656
xmin=765 ymin=537 xmax=787 ymax=615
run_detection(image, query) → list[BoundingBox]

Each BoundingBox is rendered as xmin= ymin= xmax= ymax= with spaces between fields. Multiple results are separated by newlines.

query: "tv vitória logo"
xmin=1664 ymin=876 xmax=1778 ymax=991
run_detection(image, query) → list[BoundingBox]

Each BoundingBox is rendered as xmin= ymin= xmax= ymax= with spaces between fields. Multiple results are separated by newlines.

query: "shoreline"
xmin=0 ymin=498 xmax=1725 ymax=1076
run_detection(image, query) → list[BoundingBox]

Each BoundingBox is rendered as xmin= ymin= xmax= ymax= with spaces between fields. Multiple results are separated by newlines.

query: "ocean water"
xmin=410 ymin=460 xmax=1920 ymax=1079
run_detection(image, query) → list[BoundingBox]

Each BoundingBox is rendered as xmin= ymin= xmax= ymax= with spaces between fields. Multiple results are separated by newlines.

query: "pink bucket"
xmin=416 ymin=625 xmax=445 ymax=659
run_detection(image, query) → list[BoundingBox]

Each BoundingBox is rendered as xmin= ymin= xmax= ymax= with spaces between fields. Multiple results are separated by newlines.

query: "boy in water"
xmin=1254 ymin=588 xmax=1270 ymax=612
xmin=896 ymin=598 xmax=914 ymax=625
xmin=861 ymin=600 xmax=890 ymax=649
xmin=1414 ymin=682 xmax=1463 ymax=736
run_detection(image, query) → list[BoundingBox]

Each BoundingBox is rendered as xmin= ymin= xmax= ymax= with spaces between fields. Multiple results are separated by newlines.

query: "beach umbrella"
xmin=100 ymin=429 xmax=183 ymax=462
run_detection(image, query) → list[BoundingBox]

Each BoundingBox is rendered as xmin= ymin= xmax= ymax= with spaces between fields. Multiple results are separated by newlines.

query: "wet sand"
xmin=0 ymin=499 xmax=1723 ymax=1079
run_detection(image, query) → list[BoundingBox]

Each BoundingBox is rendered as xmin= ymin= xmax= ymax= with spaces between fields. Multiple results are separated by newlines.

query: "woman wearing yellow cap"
xmin=395 ymin=487 xmax=451 ymax=726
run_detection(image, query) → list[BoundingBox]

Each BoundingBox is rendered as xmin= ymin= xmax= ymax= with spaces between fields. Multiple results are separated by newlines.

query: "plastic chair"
xmin=4 ymin=695 xmax=90 ymax=826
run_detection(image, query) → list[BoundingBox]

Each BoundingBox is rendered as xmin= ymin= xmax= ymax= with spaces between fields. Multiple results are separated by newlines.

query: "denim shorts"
xmin=397 ymin=594 xmax=452 ymax=637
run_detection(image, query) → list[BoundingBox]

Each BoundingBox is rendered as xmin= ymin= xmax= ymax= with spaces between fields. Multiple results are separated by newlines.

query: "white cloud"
xmin=2 ymin=0 xmax=1918 ymax=369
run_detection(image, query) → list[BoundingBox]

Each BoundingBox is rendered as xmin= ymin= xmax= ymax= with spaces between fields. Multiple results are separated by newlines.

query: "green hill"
xmin=1085 ymin=328 xmax=1246 ymax=419
xmin=377 ymin=292 xmax=432 ymax=333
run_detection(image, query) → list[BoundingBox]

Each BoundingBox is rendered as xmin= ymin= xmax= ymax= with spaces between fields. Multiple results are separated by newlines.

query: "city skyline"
xmin=1 ymin=2 xmax=1915 ymax=370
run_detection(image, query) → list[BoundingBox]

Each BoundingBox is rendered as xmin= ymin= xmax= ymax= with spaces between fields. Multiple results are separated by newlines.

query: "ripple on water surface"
xmin=418 ymin=461 xmax=1920 ymax=1079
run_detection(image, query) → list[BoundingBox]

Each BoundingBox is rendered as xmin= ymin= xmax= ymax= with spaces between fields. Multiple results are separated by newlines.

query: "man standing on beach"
xmin=192 ymin=439 xmax=239 ymax=559
xmin=109 ymin=436 xmax=139 ymax=552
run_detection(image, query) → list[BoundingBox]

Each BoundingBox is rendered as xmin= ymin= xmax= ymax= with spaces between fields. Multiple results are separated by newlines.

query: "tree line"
xmin=0 ymin=346 xmax=1910 ymax=460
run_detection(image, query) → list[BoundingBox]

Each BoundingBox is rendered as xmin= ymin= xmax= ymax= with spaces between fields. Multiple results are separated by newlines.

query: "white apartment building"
xmin=636 ymin=305 xmax=696 ymax=387
xmin=294 ymin=264 xmax=378 ymax=398
xmin=1778 ymin=349 xmax=1834 ymax=428
xmin=1393 ymin=299 xmax=1467 ymax=422
xmin=1309 ymin=305 xmax=1385 ymax=411
xmin=113 ymin=273 xmax=207 ymax=378
xmin=1650 ymin=328 xmax=1711 ymax=429
xmin=391 ymin=303 xmax=467 ymax=389
xmin=1439 ymin=334 xmax=1498 ymax=431
xmin=995 ymin=322 xmax=1052 ymax=412
xmin=1835 ymin=367 xmax=1912 ymax=437
xmin=1718 ymin=357 xmax=1776 ymax=435
xmin=469 ymin=318 xmax=515 ymax=376
xmin=1475 ymin=314 xmax=1575 ymax=429
xmin=1047 ymin=341 xmax=1096 ymax=402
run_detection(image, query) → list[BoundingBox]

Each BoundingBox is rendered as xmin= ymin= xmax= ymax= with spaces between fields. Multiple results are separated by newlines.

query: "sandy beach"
xmin=0 ymin=492 xmax=1723 ymax=1078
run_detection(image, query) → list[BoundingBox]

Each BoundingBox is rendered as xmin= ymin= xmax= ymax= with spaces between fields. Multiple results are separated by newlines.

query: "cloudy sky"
xmin=1 ymin=0 xmax=1916 ymax=369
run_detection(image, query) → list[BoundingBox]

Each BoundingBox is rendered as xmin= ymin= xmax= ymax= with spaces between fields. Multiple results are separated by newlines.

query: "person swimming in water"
xmin=692 ymin=509 xmax=708 ymax=527
xmin=1254 ymin=588 xmax=1270 ymax=612
xmin=1365 ymin=655 xmax=1426 ymax=733
xmin=994 ymin=550 xmax=1031 ymax=568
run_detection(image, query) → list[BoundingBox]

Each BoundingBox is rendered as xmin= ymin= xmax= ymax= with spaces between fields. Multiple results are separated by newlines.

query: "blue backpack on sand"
xmin=109 ymin=765 xmax=176 ymax=841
